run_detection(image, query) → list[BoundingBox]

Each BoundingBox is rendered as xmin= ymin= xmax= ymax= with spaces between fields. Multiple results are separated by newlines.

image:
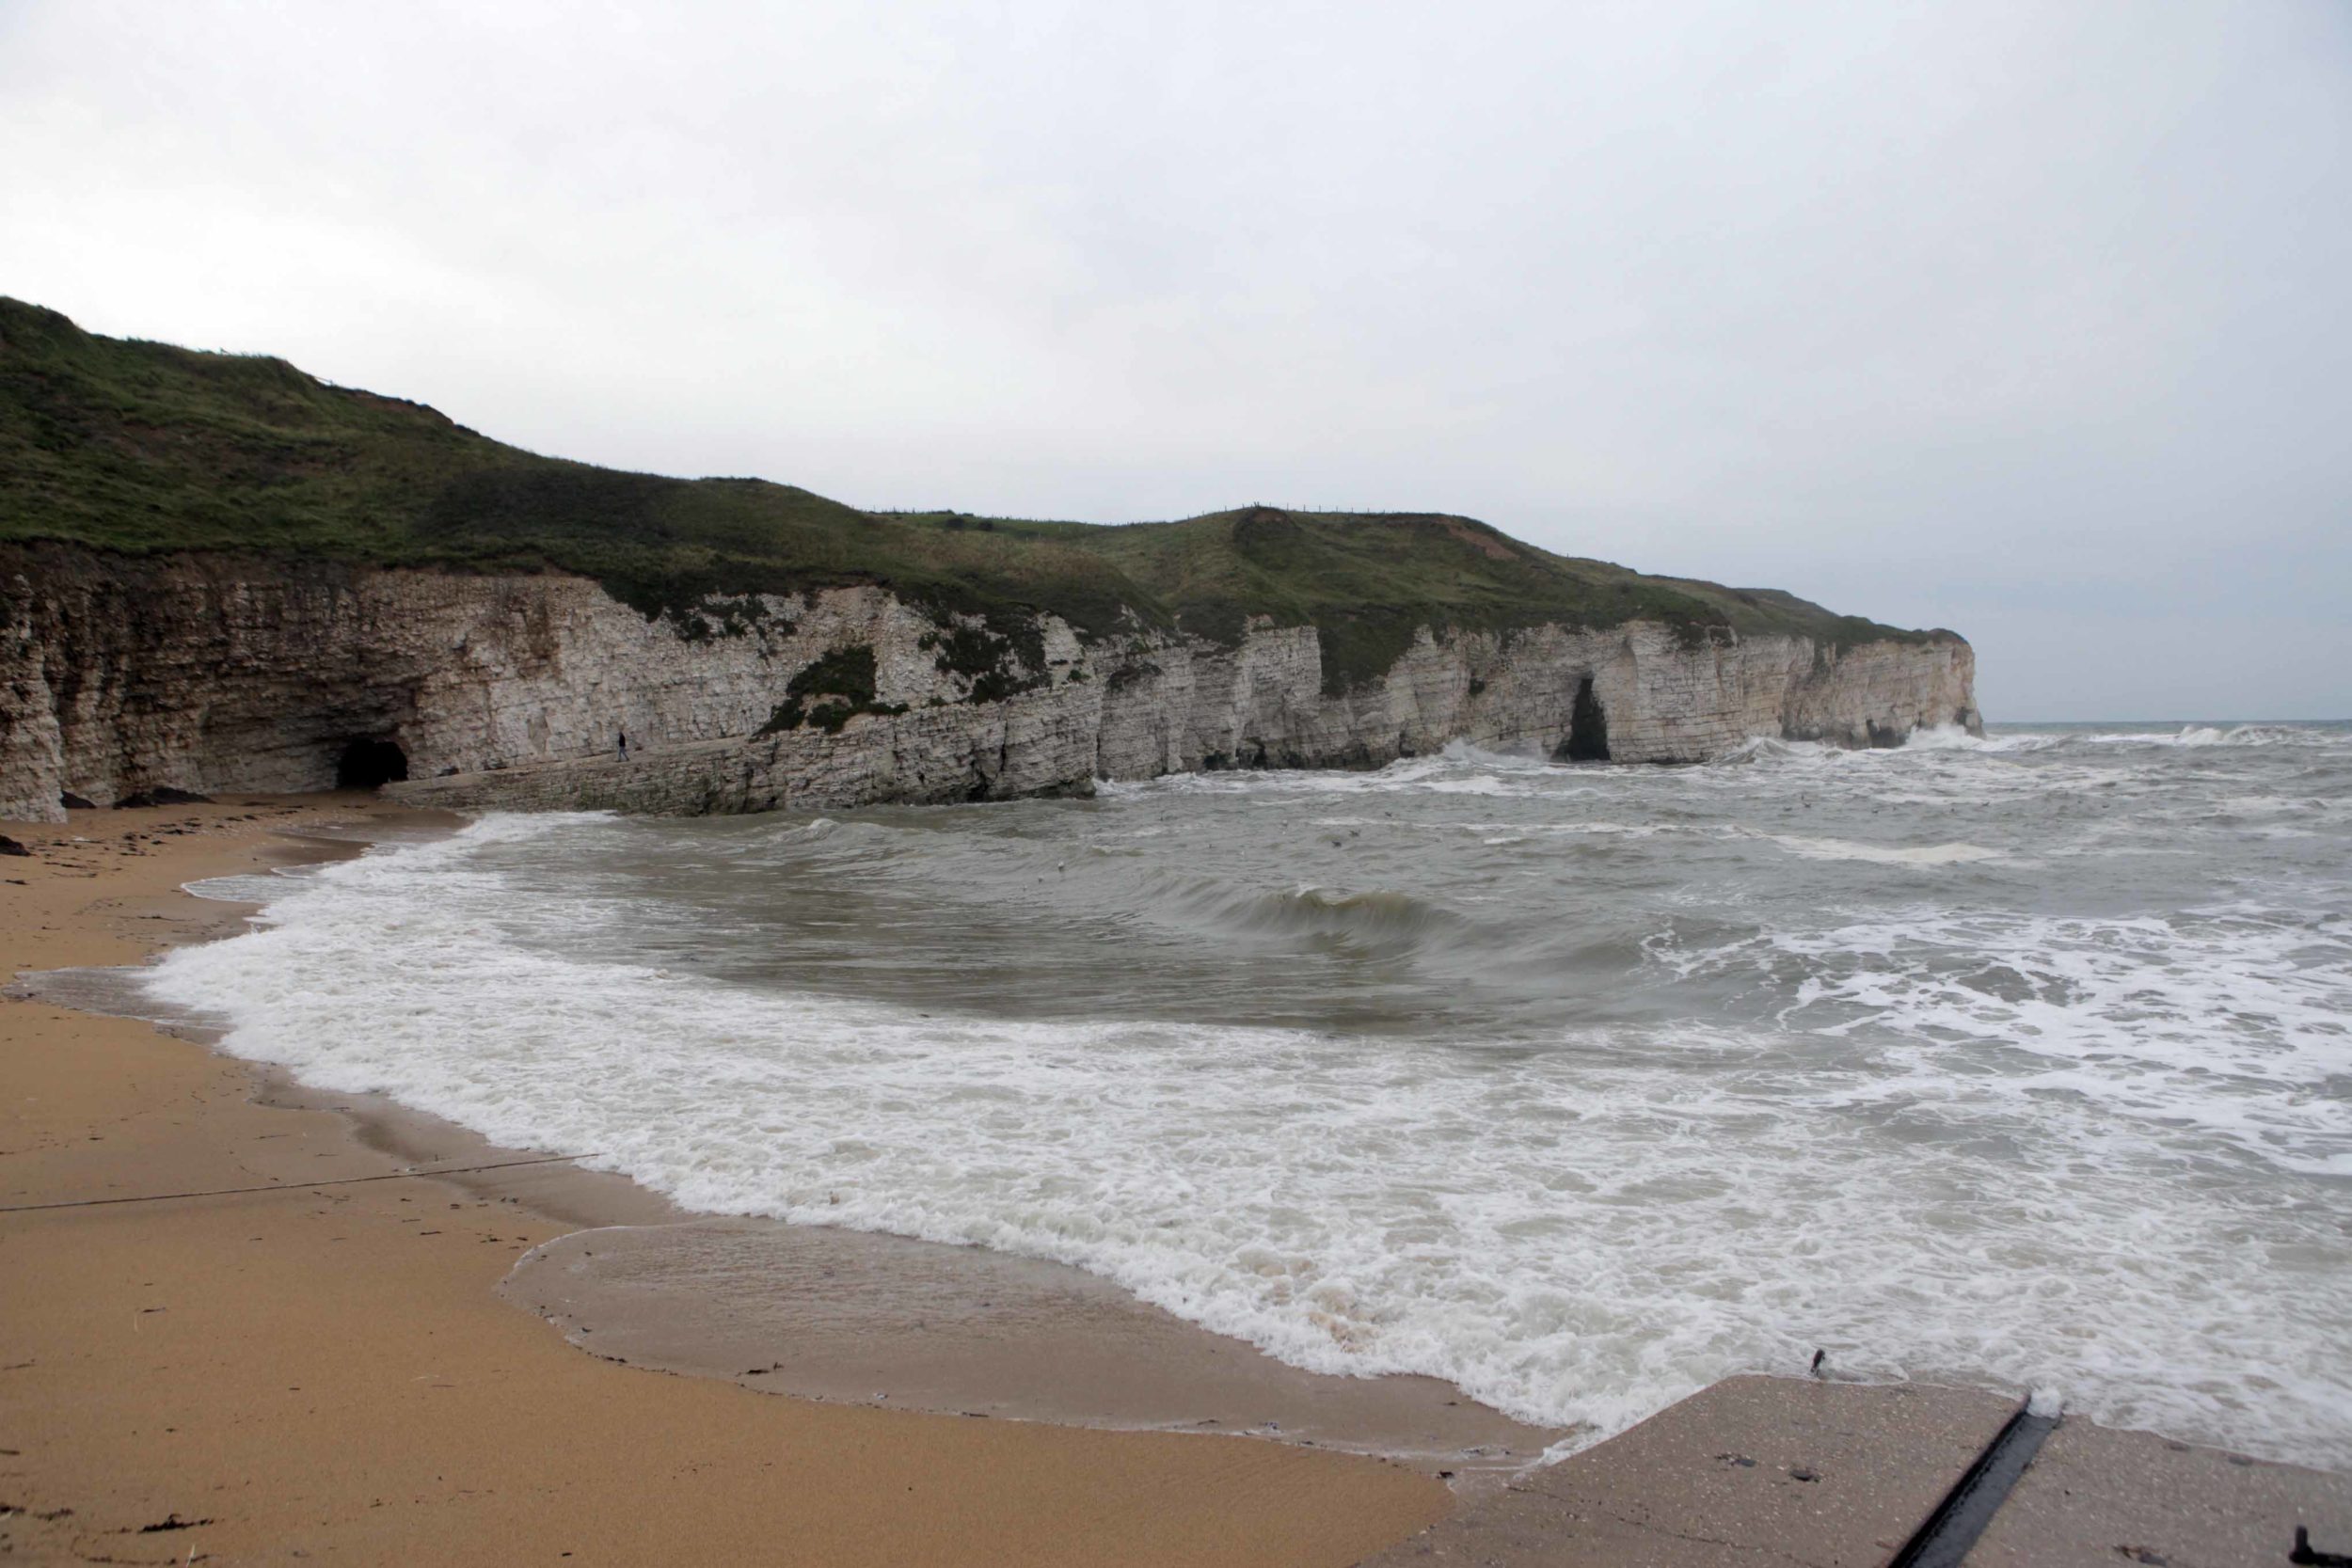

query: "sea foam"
xmin=147 ymin=734 xmax=2352 ymax=1467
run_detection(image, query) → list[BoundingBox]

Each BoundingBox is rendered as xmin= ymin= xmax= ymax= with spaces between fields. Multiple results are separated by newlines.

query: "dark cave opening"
xmin=1563 ymin=675 xmax=1611 ymax=762
xmin=335 ymin=737 xmax=409 ymax=790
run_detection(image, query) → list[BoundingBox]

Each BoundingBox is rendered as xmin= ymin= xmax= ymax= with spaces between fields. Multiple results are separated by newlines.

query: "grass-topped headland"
xmin=0 ymin=299 xmax=1954 ymax=690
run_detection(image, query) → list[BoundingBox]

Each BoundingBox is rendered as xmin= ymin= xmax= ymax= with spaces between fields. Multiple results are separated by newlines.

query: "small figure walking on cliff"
xmin=616 ymin=729 xmax=628 ymax=761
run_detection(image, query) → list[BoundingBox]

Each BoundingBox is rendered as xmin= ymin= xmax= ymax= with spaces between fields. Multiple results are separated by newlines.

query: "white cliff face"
xmin=0 ymin=546 xmax=1978 ymax=823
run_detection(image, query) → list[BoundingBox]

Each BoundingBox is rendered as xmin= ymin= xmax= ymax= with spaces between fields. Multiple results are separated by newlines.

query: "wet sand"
xmin=0 ymin=797 xmax=1454 ymax=1565
xmin=502 ymin=1220 xmax=1557 ymax=1483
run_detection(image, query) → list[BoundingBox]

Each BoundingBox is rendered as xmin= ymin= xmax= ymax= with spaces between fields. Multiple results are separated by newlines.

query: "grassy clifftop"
xmin=0 ymin=299 xmax=1950 ymax=689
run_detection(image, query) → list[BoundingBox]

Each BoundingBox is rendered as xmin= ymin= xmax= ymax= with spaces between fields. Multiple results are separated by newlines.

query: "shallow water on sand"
xmin=148 ymin=722 xmax=2352 ymax=1465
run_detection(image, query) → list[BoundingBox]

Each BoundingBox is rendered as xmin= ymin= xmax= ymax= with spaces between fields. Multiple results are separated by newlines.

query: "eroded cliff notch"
xmin=336 ymin=738 xmax=409 ymax=790
xmin=1562 ymin=675 xmax=1611 ymax=762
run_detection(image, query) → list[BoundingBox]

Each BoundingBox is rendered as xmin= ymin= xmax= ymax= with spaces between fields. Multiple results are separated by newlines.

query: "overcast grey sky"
xmin=5 ymin=2 xmax=2346 ymax=719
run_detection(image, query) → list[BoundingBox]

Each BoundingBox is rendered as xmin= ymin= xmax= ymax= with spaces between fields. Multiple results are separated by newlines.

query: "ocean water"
xmin=147 ymin=722 xmax=2352 ymax=1465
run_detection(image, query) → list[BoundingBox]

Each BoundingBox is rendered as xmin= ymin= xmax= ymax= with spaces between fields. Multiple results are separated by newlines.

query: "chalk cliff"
xmin=0 ymin=542 xmax=1977 ymax=823
xmin=0 ymin=300 xmax=1979 ymax=822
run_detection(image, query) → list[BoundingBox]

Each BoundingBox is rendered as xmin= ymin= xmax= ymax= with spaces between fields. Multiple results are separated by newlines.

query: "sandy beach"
xmin=9 ymin=796 xmax=2348 ymax=1568
xmin=0 ymin=798 xmax=1452 ymax=1565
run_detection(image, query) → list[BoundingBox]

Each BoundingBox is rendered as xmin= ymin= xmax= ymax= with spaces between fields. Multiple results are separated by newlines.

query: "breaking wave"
xmin=1194 ymin=883 xmax=1471 ymax=955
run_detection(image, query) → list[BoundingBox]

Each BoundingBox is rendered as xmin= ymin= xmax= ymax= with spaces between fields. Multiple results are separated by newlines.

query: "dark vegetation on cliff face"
xmin=0 ymin=299 xmax=1953 ymax=692
xmin=759 ymin=645 xmax=906 ymax=735
xmin=920 ymin=619 xmax=1050 ymax=704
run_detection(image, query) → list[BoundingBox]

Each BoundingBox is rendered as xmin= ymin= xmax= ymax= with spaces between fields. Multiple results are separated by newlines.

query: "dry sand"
xmin=0 ymin=797 xmax=1452 ymax=1566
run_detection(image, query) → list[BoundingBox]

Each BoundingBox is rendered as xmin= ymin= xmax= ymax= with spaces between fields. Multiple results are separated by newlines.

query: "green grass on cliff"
xmin=0 ymin=298 xmax=1951 ymax=689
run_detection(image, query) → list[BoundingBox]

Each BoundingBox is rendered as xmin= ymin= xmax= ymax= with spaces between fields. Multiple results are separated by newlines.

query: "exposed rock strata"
xmin=0 ymin=544 xmax=1979 ymax=823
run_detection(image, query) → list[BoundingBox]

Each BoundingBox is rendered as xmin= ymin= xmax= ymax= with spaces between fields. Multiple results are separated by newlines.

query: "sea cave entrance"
xmin=1562 ymin=675 xmax=1611 ymax=762
xmin=336 ymin=737 xmax=409 ymax=790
